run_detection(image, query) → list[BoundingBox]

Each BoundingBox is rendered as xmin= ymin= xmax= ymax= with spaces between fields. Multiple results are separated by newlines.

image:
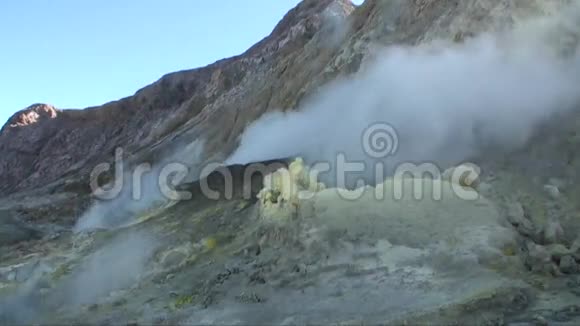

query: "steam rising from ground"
xmin=64 ymin=231 xmax=157 ymax=305
xmin=5 ymin=6 xmax=580 ymax=325
xmin=0 ymin=231 xmax=156 ymax=323
xmin=227 ymin=7 xmax=580 ymax=185
xmin=75 ymin=140 xmax=205 ymax=231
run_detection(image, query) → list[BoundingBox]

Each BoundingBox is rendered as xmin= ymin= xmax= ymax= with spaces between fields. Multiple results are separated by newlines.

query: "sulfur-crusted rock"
xmin=257 ymin=158 xmax=325 ymax=220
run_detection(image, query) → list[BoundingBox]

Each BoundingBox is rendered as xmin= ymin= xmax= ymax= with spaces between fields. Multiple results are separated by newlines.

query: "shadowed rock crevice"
xmin=177 ymin=159 xmax=291 ymax=203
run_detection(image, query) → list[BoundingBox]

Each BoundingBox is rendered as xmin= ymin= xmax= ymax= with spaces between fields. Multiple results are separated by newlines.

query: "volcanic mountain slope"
xmin=0 ymin=0 xmax=567 ymax=197
xmin=0 ymin=0 xmax=570 ymax=222
xmin=3 ymin=0 xmax=580 ymax=324
xmin=0 ymin=0 xmax=356 ymax=197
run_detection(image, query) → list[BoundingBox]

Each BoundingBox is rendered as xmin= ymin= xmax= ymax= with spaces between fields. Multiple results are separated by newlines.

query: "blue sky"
xmin=0 ymin=0 xmax=312 ymax=124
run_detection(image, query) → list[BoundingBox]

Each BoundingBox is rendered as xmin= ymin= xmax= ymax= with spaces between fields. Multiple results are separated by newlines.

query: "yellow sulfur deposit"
xmin=259 ymin=158 xmax=325 ymax=204
xmin=204 ymin=237 xmax=218 ymax=250
xmin=257 ymin=158 xmax=325 ymax=219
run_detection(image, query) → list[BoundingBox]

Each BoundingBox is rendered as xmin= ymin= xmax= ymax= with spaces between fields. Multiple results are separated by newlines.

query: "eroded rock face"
xmin=1 ymin=104 xmax=59 ymax=130
xmin=0 ymin=0 xmax=356 ymax=197
xmin=1 ymin=0 xmax=569 ymax=200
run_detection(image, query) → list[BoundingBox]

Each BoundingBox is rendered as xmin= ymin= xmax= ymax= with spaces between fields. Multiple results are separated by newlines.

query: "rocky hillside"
xmin=2 ymin=0 xmax=580 ymax=324
xmin=0 ymin=0 xmax=356 ymax=196
xmin=1 ymin=0 xmax=566 ymax=196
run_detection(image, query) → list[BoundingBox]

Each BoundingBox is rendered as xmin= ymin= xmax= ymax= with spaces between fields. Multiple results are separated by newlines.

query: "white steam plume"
xmin=64 ymin=231 xmax=157 ymax=306
xmin=75 ymin=139 xmax=205 ymax=232
xmin=226 ymin=7 xmax=580 ymax=185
